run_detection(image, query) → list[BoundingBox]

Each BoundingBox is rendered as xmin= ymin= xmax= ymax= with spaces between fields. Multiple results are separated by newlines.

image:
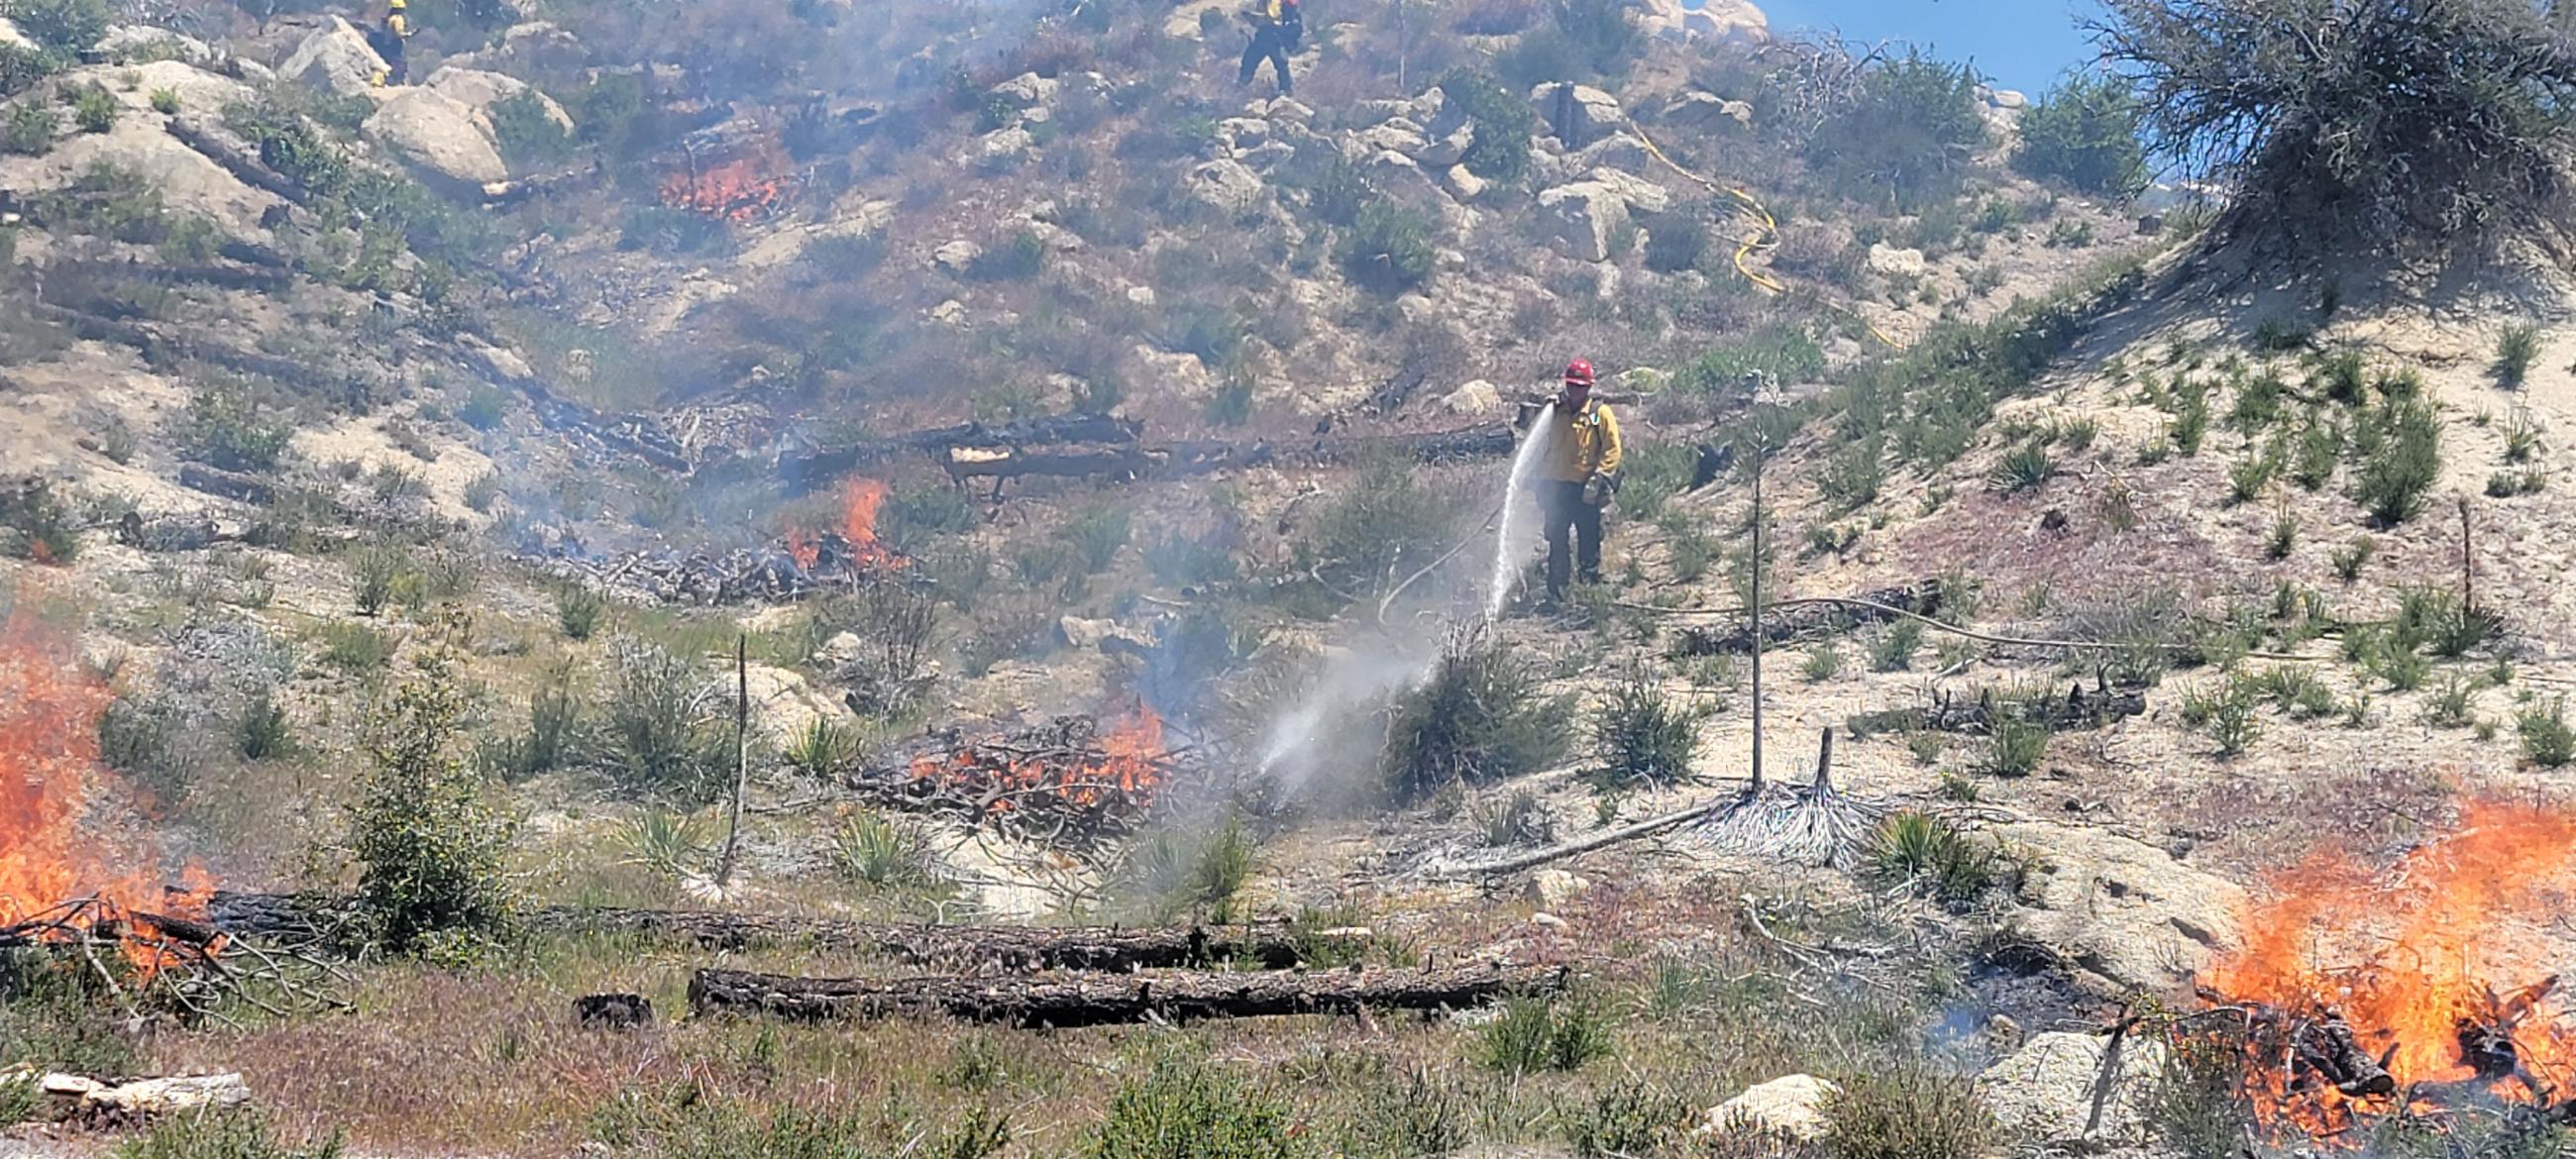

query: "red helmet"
xmin=1562 ymin=359 xmax=1595 ymax=387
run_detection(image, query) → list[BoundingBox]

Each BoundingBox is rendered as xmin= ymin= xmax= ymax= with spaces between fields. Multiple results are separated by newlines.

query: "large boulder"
xmin=1529 ymin=82 xmax=1624 ymax=150
xmin=446 ymin=21 xmax=585 ymax=76
xmin=1697 ymin=1075 xmax=1834 ymax=1141
xmin=4 ymin=110 xmax=284 ymax=237
xmin=1684 ymin=0 xmax=1770 ymax=41
xmin=1189 ymin=158 xmax=1265 ymax=213
xmin=277 ymin=16 xmax=389 ymax=98
xmin=1978 ymin=1032 xmax=2166 ymax=1149
xmin=1539 ymin=180 xmax=1632 ymax=262
xmin=1663 ymin=91 xmax=1755 ymax=134
xmin=363 ymin=88 xmax=508 ymax=192
xmin=2000 ymin=821 xmax=2246 ymax=994
xmin=1412 ymin=119 xmax=1475 ymax=168
xmin=1349 ymin=117 xmax=1428 ymax=158
xmin=1359 ymin=149 xmax=1445 ymax=205
xmin=100 ymin=25 xmax=212 ymax=62
xmin=1584 ymin=166 xmax=1674 ymax=214
xmin=990 ymin=72 xmax=1059 ymax=109
xmin=0 ymin=17 xmax=33 ymax=52
xmin=423 ymin=65 xmax=575 ymax=133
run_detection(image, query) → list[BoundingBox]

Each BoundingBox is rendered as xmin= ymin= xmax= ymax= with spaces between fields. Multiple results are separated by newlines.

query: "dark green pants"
xmin=1542 ymin=480 xmax=1602 ymax=599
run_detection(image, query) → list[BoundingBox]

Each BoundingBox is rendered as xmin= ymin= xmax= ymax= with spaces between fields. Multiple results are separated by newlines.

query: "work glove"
xmin=1581 ymin=474 xmax=1610 ymax=507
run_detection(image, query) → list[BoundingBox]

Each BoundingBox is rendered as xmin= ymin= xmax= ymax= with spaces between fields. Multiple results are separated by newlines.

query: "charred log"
xmin=689 ymin=961 xmax=1565 ymax=1026
xmin=784 ymin=413 xmax=1143 ymax=489
xmin=206 ymin=894 xmax=1342 ymax=971
xmin=1672 ymin=580 xmax=1946 ymax=656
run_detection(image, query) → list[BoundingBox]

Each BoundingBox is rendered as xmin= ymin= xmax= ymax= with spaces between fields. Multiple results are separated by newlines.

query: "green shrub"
xmin=2497 ymin=323 xmax=2541 ymax=387
xmin=6 ymin=0 xmax=108 ymax=53
xmin=1639 ymin=206 xmax=1708 ymax=273
xmin=1585 ymin=663 xmax=1703 ymax=792
xmin=615 ymin=807 xmax=708 ymax=885
xmin=1824 ymin=1062 xmax=1993 ymax=1159
xmin=556 ymin=584 xmax=604 ymax=640
xmin=1294 ymin=455 xmax=1457 ymax=598
xmin=2520 ymin=697 xmax=2575 ymax=767
xmin=1342 ymin=1066 xmax=1466 ymax=1158
xmin=487 ymin=669 xmax=579 ymax=780
xmin=1801 ymin=643 xmax=1843 ymax=683
xmin=1440 ymin=67 xmax=1537 ymax=182
xmin=345 ymin=625 xmax=519 ymax=959
xmin=1989 ymin=443 xmax=2055 ymax=493
xmin=0 ymin=41 xmax=60 ymax=100
xmin=111 ymin=1109 xmax=343 ymax=1159
xmin=1143 ymin=528 xmax=1237 ymax=589
xmin=1563 ymin=1080 xmax=1690 ymax=1158
xmin=147 ymin=86 xmax=176 ymax=114
xmin=2330 ymin=536 xmax=2374 ymax=581
xmin=174 ymin=382 xmax=292 ymax=473
xmin=1065 ymin=506 xmax=1130 ymax=574
xmin=618 ymin=204 xmax=725 ymax=254
xmin=0 ymin=480 xmax=78 ymax=563
xmin=1808 ymin=50 xmax=1988 ymax=210
xmin=1476 ymin=992 xmax=1612 ymax=1075
xmin=236 ymin=687 xmax=295 ymax=760
xmin=488 ymin=89 xmax=572 ymax=170
xmin=2349 ymin=395 xmax=2441 ymax=525
xmin=2100 ymin=0 xmax=2576 ymax=250
xmin=2014 ymin=71 xmax=2148 ymax=197
xmin=599 ymin=637 xmax=729 ymax=801
xmin=2 ymin=99 xmax=52 ymax=154
xmin=2393 ymin=585 xmax=2501 ymax=658
xmin=2182 ymin=678 xmax=2261 ymax=757
xmin=1867 ymin=811 xmax=1996 ymax=906
xmin=827 ymin=809 xmax=936 ymax=890
xmin=1088 ymin=1051 xmax=1299 ymax=1159
xmin=68 ymin=82 xmax=113 ymax=133
xmin=1870 ymin=618 xmax=1925 ymax=672
xmin=967 ymin=231 xmax=1047 ymax=281
xmin=97 ymin=689 xmax=205 ymax=802
xmin=1986 ymin=712 xmax=2049 ymax=777
xmin=1380 ymin=625 xmax=1572 ymax=801
xmin=1492 ymin=0 xmax=1641 ymax=91
xmin=1338 ymin=201 xmax=1437 ymax=296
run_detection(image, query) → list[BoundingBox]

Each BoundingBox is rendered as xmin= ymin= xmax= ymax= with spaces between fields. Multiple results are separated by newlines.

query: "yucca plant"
xmin=617 ymin=807 xmax=710 ymax=883
xmin=785 ymin=717 xmax=863 ymax=778
xmin=829 ymin=809 xmax=934 ymax=889
xmin=1989 ymin=443 xmax=2056 ymax=493
xmin=1867 ymin=810 xmax=1995 ymax=906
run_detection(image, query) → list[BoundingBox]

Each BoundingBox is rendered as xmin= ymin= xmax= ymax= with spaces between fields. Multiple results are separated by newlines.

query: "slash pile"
xmin=851 ymin=711 xmax=1173 ymax=851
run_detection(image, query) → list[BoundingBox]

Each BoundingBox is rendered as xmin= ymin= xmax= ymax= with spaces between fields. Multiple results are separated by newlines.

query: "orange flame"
xmin=909 ymin=707 xmax=1167 ymax=819
xmin=0 ymin=606 xmax=213 ymax=977
xmin=2206 ymin=798 xmax=2576 ymax=1137
xmin=785 ymin=476 xmax=903 ymax=574
xmin=659 ymin=156 xmax=788 ymax=223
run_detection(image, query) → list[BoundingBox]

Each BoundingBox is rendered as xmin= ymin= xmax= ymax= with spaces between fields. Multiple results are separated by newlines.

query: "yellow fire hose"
xmin=1620 ymin=114 xmax=1903 ymax=351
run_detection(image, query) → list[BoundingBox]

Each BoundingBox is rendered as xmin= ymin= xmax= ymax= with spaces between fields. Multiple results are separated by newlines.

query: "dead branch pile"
xmin=1672 ymin=580 xmax=1945 ymax=655
xmin=512 ymin=532 xmax=903 ymax=605
xmin=2 ymin=896 xmax=352 ymax=1022
xmin=1846 ymin=677 xmax=2148 ymax=738
xmin=689 ymin=961 xmax=1564 ymax=1027
xmin=844 ymin=715 xmax=1173 ymax=850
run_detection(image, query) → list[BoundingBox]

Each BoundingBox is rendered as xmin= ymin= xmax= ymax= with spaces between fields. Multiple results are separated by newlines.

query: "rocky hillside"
xmin=19 ymin=0 xmax=2576 ymax=1155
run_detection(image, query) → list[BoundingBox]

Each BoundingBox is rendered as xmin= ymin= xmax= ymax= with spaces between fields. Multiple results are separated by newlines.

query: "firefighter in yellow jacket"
xmin=1540 ymin=359 xmax=1622 ymax=608
xmin=1237 ymin=0 xmax=1301 ymax=97
xmin=370 ymin=0 xmax=411 ymax=85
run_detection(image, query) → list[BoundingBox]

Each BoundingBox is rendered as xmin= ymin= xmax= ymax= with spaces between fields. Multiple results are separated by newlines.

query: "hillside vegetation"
xmin=6 ymin=0 xmax=2576 ymax=1155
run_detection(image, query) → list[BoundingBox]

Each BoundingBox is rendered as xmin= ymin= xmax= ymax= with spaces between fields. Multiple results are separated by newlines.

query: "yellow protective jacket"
xmin=1544 ymin=398 xmax=1621 ymax=483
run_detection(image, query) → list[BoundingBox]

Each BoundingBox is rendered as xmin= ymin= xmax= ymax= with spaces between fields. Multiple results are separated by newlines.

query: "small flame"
xmin=659 ymin=156 xmax=788 ymax=223
xmin=0 ymin=604 xmax=213 ymax=978
xmin=910 ymin=707 xmax=1167 ymax=818
xmin=783 ymin=476 xmax=903 ymax=574
xmin=2205 ymin=798 xmax=2576 ymax=1137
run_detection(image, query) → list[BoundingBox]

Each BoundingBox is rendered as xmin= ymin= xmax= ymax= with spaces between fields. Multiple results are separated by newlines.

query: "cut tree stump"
xmin=689 ymin=961 xmax=1563 ymax=1027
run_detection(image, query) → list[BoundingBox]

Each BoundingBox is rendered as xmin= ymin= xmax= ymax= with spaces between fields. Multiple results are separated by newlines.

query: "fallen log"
xmin=1845 ymin=680 xmax=2147 ymax=738
xmin=165 ymin=118 xmax=307 ymax=205
xmin=207 ymin=894 xmax=1341 ymax=971
xmin=785 ymin=413 xmax=1143 ymax=489
xmin=176 ymin=463 xmax=272 ymax=505
xmin=689 ymin=961 xmax=1564 ymax=1026
xmin=0 ymin=1069 xmax=250 ymax=1122
xmin=1672 ymin=580 xmax=1944 ymax=656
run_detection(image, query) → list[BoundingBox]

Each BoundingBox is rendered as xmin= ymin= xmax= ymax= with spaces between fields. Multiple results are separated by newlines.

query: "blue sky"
xmin=1741 ymin=0 xmax=2108 ymax=94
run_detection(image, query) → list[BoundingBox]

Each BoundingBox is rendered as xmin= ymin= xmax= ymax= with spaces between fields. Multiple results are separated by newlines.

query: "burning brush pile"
xmin=0 ymin=610 xmax=337 ymax=1016
xmin=2195 ymin=799 xmax=2576 ymax=1141
xmin=521 ymin=477 xmax=908 ymax=605
xmin=849 ymin=709 xmax=1176 ymax=852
